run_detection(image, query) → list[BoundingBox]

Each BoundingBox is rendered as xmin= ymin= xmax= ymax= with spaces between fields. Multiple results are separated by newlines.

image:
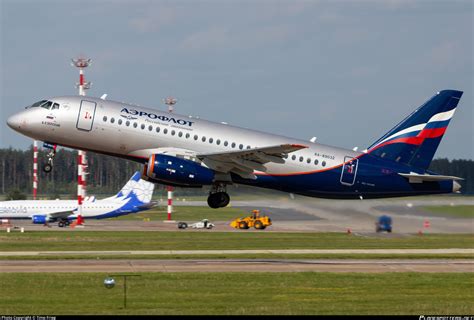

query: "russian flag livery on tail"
xmin=367 ymin=90 xmax=462 ymax=170
xmin=7 ymin=88 xmax=464 ymax=208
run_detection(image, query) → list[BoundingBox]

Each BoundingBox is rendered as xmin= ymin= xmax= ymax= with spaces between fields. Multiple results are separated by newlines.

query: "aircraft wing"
xmin=46 ymin=210 xmax=75 ymax=220
xmin=196 ymin=144 xmax=308 ymax=179
xmin=398 ymin=172 xmax=464 ymax=183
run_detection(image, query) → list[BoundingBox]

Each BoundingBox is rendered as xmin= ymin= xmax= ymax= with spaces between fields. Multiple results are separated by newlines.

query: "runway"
xmin=0 ymin=248 xmax=472 ymax=256
xmin=0 ymin=259 xmax=472 ymax=273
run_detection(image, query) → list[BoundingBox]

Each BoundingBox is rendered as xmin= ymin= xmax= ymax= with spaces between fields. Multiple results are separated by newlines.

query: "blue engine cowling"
xmin=32 ymin=215 xmax=49 ymax=224
xmin=145 ymin=154 xmax=215 ymax=187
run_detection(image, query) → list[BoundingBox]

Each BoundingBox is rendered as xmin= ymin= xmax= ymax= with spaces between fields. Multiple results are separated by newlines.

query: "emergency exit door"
xmin=340 ymin=156 xmax=358 ymax=186
xmin=76 ymin=100 xmax=96 ymax=131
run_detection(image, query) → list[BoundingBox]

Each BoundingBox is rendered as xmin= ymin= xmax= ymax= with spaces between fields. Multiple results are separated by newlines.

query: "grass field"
xmin=112 ymin=206 xmax=248 ymax=221
xmin=0 ymin=232 xmax=472 ymax=252
xmin=0 ymin=272 xmax=472 ymax=315
xmin=423 ymin=205 xmax=474 ymax=218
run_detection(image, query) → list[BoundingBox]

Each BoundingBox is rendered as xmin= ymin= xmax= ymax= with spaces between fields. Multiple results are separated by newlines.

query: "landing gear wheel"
xmin=43 ymin=163 xmax=53 ymax=173
xmin=207 ymin=193 xmax=221 ymax=209
xmin=207 ymin=192 xmax=230 ymax=209
xmin=58 ymin=221 xmax=65 ymax=228
xmin=217 ymin=192 xmax=230 ymax=208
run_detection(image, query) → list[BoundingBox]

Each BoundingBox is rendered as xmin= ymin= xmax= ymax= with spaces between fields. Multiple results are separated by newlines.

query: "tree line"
xmin=0 ymin=147 xmax=472 ymax=197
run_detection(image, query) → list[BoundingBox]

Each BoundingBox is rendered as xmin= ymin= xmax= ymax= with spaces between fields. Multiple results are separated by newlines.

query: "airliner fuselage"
xmin=7 ymin=90 xmax=463 ymax=208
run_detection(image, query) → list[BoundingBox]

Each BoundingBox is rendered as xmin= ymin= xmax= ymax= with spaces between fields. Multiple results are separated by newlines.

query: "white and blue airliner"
xmin=0 ymin=171 xmax=156 ymax=226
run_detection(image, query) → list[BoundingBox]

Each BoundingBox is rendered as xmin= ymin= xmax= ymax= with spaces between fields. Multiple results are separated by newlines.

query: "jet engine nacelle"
xmin=32 ymin=215 xmax=50 ymax=224
xmin=144 ymin=154 xmax=215 ymax=187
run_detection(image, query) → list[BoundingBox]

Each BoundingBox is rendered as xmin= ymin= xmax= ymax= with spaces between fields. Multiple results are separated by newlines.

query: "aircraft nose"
xmin=6 ymin=113 xmax=21 ymax=129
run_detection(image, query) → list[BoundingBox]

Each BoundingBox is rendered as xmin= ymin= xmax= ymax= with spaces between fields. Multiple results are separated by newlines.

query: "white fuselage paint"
xmin=11 ymin=96 xmax=361 ymax=176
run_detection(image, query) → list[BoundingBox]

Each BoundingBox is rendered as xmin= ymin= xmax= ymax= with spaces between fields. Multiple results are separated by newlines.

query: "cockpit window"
xmin=26 ymin=100 xmax=59 ymax=110
xmin=27 ymin=100 xmax=48 ymax=109
xmin=41 ymin=101 xmax=53 ymax=109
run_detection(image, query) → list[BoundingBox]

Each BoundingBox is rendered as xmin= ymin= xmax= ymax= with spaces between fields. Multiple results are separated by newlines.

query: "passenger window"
xmin=307 ymin=158 xmax=311 ymax=164
xmin=133 ymin=123 xmax=138 ymax=128
xmin=103 ymin=116 xmax=107 ymax=122
xmin=194 ymin=135 xmax=198 ymax=140
xmin=178 ymin=132 xmax=183 ymax=137
xmin=246 ymin=145 xmax=251 ymax=149
xmin=148 ymin=125 xmax=153 ymax=131
xmin=164 ymin=128 xmax=168 ymax=134
xmin=299 ymin=156 xmax=303 ymax=162
xmin=118 ymin=119 xmax=123 ymax=125
xmin=292 ymin=155 xmax=296 ymax=161
xmin=110 ymin=118 xmax=115 ymax=124
xmin=202 ymin=136 xmax=206 ymax=142
xmin=156 ymin=126 xmax=160 ymax=133
xmin=314 ymin=159 xmax=319 ymax=165
xmin=239 ymin=144 xmax=243 ymax=150
xmin=231 ymin=142 xmax=236 ymax=148
xmin=209 ymin=138 xmax=213 ymax=144
xmin=126 ymin=121 xmax=130 ymax=126
xmin=141 ymin=124 xmax=145 ymax=130
xmin=185 ymin=133 xmax=190 ymax=139
xmin=171 ymin=130 xmax=176 ymax=136
xmin=216 ymin=139 xmax=221 ymax=145
xmin=224 ymin=141 xmax=228 ymax=147
xmin=322 ymin=161 xmax=326 ymax=167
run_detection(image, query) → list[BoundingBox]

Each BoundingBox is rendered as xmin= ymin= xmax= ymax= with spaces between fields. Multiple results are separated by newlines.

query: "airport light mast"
xmin=164 ymin=97 xmax=177 ymax=221
xmin=71 ymin=57 xmax=92 ymax=225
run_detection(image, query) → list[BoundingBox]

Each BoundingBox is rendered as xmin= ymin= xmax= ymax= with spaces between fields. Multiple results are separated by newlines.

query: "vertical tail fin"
xmin=114 ymin=171 xmax=155 ymax=204
xmin=367 ymin=90 xmax=463 ymax=170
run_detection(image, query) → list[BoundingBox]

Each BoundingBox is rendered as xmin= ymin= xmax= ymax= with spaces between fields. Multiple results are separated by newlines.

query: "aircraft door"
xmin=340 ymin=156 xmax=358 ymax=186
xmin=76 ymin=100 xmax=97 ymax=131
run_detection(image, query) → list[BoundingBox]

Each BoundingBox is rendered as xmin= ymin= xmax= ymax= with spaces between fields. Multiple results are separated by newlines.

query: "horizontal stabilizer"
xmin=399 ymin=172 xmax=464 ymax=183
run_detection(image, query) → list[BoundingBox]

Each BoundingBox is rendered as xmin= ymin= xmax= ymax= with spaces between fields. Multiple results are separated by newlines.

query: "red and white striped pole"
xmin=167 ymin=186 xmax=173 ymax=220
xmin=33 ymin=140 xmax=38 ymax=200
xmin=77 ymin=152 xmax=86 ymax=225
xmin=72 ymin=57 xmax=91 ymax=226
xmin=164 ymin=97 xmax=177 ymax=221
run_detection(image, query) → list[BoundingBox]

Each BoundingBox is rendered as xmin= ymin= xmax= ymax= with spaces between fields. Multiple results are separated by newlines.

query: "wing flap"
xmin=197 ymin=143 xmax=307 ymax=179
xmin=399 ymin=172 xmax=464 ymax=183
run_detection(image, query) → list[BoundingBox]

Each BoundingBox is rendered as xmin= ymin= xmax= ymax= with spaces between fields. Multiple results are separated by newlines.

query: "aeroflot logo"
xmin=120 ymin=108 xmax=194 ymax=127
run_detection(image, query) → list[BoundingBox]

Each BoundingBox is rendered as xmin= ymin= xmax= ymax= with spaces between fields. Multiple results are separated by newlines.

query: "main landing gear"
xmin=207 ymin=183 xmax=230 ymax=209
xmin=57 ymin=219 xmax=70 ymax=228
xmin=43 ymin=147 xmax=57 ymax=173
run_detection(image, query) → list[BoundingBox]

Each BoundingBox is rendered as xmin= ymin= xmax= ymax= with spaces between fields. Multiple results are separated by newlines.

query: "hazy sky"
xmin=1 ymin=0 xmax=472 ymax=159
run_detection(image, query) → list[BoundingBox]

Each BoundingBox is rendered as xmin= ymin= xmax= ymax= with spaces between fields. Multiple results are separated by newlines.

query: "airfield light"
xmin=164 ymin=97 xmax=177 ymax=113
xmin=104 ymin=275 xmax=141 ymax=309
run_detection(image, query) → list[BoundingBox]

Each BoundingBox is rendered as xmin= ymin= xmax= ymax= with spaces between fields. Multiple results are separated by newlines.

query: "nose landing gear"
xmin=207 ymin=183 xmax=230 ymax=209
xmin=43 ymin=145 xmax=57 ymax=173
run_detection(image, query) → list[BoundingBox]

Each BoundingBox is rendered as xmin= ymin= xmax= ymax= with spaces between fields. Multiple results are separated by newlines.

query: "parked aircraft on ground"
xmin=0 ymin=172 xmax=155 ymax=226
xmin=7 ymin=89 xmax=463 ymax=208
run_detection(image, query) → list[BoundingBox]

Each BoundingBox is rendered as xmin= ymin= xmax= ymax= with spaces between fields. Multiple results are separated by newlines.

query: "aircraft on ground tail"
xmin=0 ymin=172 xmax=156 ymax=226
xmin=7 ymin=89 xmax=464 ymax=208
